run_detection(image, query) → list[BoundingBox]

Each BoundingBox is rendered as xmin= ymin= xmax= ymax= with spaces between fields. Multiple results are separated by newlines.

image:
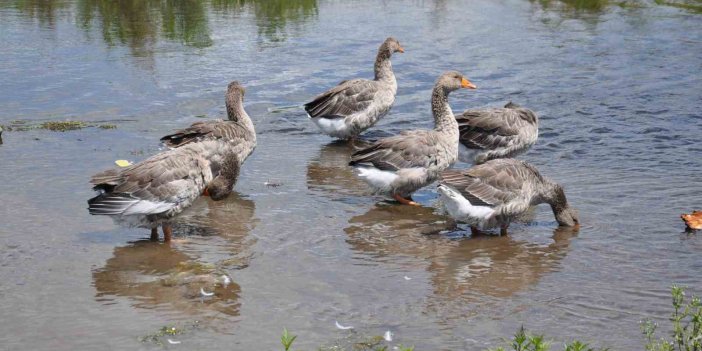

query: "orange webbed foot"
xmin=392 ymin=194 xmax=420 ymax=206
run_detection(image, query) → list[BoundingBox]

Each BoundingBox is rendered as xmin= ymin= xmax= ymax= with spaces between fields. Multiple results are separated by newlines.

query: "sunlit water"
xmin=0 ymin=0 xmax=701 ymax=350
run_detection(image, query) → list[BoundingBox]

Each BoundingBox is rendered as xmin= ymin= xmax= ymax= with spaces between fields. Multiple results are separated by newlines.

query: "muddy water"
xmin=1 ymin=0 xmax=701 ymax=350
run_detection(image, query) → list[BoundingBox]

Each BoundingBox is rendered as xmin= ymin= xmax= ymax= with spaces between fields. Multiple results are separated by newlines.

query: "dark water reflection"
xmin=2 ymin=0 xmax=317 ymax=53
xmin=346 ymin=205 xmax=577 ymax=306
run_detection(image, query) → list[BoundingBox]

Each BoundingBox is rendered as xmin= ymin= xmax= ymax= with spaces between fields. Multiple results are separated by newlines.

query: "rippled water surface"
xmin=1 ymin=0 xmax=701 ymax=350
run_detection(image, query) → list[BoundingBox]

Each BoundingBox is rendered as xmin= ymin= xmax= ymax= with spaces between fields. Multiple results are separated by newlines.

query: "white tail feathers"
xmin=438 ymin=185 xmax=495 ymax=222
xmin=356 ymin=166 xmax=398 ymax=192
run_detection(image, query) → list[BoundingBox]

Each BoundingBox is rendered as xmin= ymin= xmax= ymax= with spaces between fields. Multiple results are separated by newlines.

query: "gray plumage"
xmin=457 ymin=102 xmax=538 ymax=164
xmin=304 ymin=37 xmax=404 ymax=139
xmin=88 ymin=81 xmax=255 ymax=228
xmin=438 ymin=159 xmax=579 ymax=231
xmin=349 ymin=71 xmax=476 ymax=200
xmin=161 ymin=81 xmax=256 ymax=167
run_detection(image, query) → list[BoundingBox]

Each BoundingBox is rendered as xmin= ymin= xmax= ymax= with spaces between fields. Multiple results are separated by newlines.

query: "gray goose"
xmin=88 ymin=82 xmax=256 ymax=241
xmin=457 ymin=102 xmax=538 ymax=164
xmin=304 ymin=37 xmax=404 ymax=139
xmin=438 ymin=158 xmax=579 ymax=235
xmin=349 ymin=71 xmax=476 ymax=205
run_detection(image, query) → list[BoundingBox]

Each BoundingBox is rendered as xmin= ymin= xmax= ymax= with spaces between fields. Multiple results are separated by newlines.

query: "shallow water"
xmin=1 ymin=0 xmax=701 ymax=349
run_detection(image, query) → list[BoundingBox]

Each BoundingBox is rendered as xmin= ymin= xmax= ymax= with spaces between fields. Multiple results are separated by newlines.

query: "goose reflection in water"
xmin=306 ymin=141 xmax=370 ymax=199
xmin=344 ymin=204 xmax=578 ymax=305
xmin=92 ymin=193 xmax=257 ymax=319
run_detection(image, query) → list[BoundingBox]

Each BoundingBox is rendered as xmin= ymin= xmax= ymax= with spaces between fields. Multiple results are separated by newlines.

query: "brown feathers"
xmin=682 ymin=211 xmax=702 ymax=230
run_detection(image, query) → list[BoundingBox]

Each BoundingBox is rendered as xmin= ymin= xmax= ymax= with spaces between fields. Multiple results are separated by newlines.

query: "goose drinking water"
xmin=438 ymin=158 xmax=579 ymax=235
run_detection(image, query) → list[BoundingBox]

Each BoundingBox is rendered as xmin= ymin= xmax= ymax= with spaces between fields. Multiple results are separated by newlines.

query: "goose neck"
xmin=431 ymin=87 xmax=458 ymax=133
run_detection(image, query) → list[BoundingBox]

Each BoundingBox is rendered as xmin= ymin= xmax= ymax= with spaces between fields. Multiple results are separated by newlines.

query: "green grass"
xmin=641 ymin=285 xmax=702 ymax=351
xmin=277 ymin=329 xmax=413 ymax=351
xmin=486 ymin=326 xmax=608 ymax=351
xmin=276 ymin=286 xmax=700 ymax=351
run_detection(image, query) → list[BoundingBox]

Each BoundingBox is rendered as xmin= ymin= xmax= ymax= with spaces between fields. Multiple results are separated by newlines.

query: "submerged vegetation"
xmin=0 ymin=119 xmax=117 ymax=132
xmin=138 ymin=321 xmax=200 ymax=346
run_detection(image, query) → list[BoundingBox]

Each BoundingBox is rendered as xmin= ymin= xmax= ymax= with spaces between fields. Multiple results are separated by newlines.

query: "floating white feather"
xmin=335 ymin=321 xmax=353 ymax=330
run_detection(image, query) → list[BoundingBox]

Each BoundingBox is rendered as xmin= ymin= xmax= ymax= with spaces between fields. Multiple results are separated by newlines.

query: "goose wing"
xmin=89 ymin=149 xmax=209 ymax=215
xmin=304 ymin=79 xmax=379 ymax=119
xmin=160 ymin=120 xmax=252 ymax=148
xmin=349 ymin=131 xmax=439 ymax=171
xmin=457 ymin=103 xmax=537 ymax=151
xmin=440 ymin=159 xmax=529 ymax=207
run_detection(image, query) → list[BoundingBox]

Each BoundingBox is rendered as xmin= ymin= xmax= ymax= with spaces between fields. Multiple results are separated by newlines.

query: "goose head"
xmin=547 ymin=184 xmax=580 ymax=227
xmin=227 ymin=81 xmax=245 ymax=101
xmin=379 ymin=37 xmax=405 ymax=57
xmin=435 ymin=71 xmax=477 ymax=94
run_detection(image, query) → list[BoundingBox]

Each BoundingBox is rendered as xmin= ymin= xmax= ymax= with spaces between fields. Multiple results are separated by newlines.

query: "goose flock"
xmin=88 ymin=37 xmax=578 ymax=241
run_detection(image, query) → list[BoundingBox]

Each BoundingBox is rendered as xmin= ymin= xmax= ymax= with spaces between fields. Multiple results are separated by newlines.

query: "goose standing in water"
xmin=456 ymin=102 xmax=538 ymax=164
xmin=349 ymin=71 xmax=476 ymax=205
xmin=438 ymin=158 xmax=579 ymax=235
xmin=88 ymin=81 xmax=256 ymax=241
xmin=304 ymin=37 xmax=404 ymax=139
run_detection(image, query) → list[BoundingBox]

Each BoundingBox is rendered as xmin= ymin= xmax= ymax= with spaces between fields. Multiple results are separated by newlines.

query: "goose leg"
xmin=393 ymin=194 xmax=419 ymax=206
xmin=150 ymin=227 xmax=159 ymax=241
xmin=162 ymin=225 xmax=173 ymax=242
xmin=500 ymin=224 xmax=509 ymax=236
xmin=470 ymin=226 xmax=482 ymax=236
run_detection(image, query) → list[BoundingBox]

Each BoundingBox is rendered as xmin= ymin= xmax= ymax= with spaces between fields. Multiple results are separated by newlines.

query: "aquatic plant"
xmin=281 ymin=328 xmax=297 ymax=351
xmin=138 ymin=320 xmax=201 ymax=346
xmin=40 ymin=121 xmax=87 ymax=131
xmin=279 ymin=328 xmax=413 ymax=351
xmin=641 ymin=285 xmax=702 ymax=351
xmin=0 ymin=119 xmax=117 ymax=132
xmin=485 ymin=326 xmax=610 ymax=351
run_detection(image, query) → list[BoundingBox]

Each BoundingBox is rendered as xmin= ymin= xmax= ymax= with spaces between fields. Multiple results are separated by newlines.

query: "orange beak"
xmin=397 ymin=46 xmax=405 ymax=53
xmin=202 ymin=187 xmax=210 ymax=196
xmin=461 ymin=78 xmax=477 ymax=89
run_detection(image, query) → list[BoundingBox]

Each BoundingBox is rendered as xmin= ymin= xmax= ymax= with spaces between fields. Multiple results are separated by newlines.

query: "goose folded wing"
xmin=440 ymin=161 xmax=523 ymax=207
xmin=349 ymin=131 xmax=438 ymax=171
xmin=304 ymin=79 xmax=377 ymax=119
xmin=160 ymin=120 xmax=251 ymax=148
xmin=89 ymin=151 xmax=208 ymax=215
xmin=456 ymin=108 xmax=527 ymax=150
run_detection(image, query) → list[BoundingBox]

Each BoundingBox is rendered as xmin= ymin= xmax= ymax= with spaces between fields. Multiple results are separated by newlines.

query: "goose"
xmin=438 ymin=158 xmax=579 ymax=235
xmin=161 ymin=81 xmax=257 ymax=163
xmin=349 ymin=71 xmax=476 ymax=205
xmin=304 ymin=37 xmax=404 ymax=139
xmin=457 ymin=102 xmax=538 ymax=164
xmin=88 ymin=81 xmax=255 ymax=241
